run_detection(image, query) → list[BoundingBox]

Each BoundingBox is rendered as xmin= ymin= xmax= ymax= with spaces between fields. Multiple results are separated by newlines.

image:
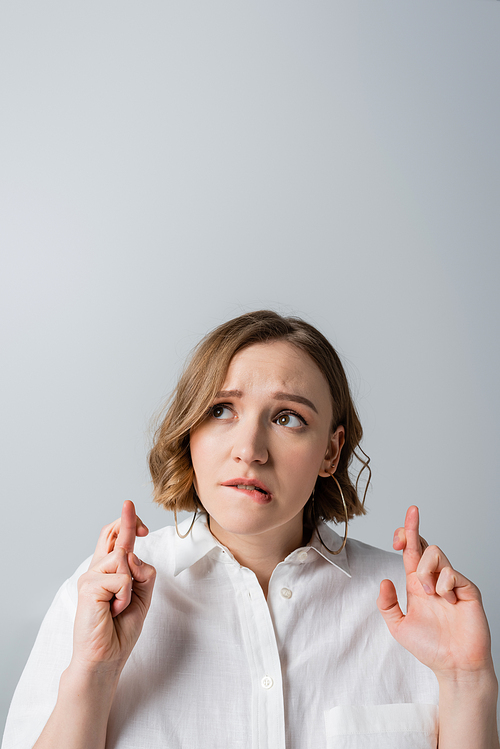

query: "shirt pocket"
xmin=324 ymin=703 xmax=438 ymax=749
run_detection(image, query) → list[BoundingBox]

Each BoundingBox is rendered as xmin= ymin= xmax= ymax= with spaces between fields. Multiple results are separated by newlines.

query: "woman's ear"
xmin=318 ymin=425 xmax=345 ymax=477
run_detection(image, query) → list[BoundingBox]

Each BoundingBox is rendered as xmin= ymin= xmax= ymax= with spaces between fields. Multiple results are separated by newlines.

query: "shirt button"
xmin=298 ymin=551 xmax=309 ymax=562
xmin=261 ymin=676 xmax=274 ymax=689
xmin=280 ymin=587 xmax=292 ymax=599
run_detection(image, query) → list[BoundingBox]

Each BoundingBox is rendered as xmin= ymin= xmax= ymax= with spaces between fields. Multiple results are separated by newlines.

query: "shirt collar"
xmin=173 ymin=513 xmax=351 ymax=578
xmin=173 ymin=513 xmax=218 ymax=576
xmin=306 ymin=522 xmax=351 ymax=578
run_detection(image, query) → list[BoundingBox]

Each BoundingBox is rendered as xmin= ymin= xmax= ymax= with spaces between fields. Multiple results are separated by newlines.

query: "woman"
xmin=3 ymin=310 xmax=498 ymax=748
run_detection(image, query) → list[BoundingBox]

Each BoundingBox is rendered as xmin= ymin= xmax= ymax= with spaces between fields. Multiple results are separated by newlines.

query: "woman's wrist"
xmin=437 ymin=667 xmax=499 ymax=749
xmin=32 ymin=661 xmax=121 ymax=749
xmin=436 ymin=662 xmax=498 ymax=690
xmin=62 ymin=657 xmax=123 ymax=704
xmin=437 ymin=666 xmax=499 ymax=718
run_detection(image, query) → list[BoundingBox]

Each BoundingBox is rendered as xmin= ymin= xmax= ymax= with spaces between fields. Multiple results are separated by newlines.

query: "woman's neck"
xmin=207 ymin=516 xmax=308 ymax=598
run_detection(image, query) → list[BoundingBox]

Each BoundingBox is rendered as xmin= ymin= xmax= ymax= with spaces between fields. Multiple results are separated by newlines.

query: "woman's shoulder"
xmin=345 ymin=536 xmax=405 ymax=580
xmin=339 ymin=536 xmax=409 ymax=610
xmin=133 ymin=522 xmax=177 ymax=564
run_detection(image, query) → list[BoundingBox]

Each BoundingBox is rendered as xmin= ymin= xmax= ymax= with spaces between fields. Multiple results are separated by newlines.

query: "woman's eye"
xmin=275 ymin=412 xmax=304 ymax=428
xmin=211 ymin=405 xmax=232 ymax=420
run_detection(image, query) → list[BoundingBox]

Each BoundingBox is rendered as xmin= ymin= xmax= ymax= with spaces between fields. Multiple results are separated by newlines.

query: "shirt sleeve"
xmin=1 ymin=559 xmax=90 ymax=749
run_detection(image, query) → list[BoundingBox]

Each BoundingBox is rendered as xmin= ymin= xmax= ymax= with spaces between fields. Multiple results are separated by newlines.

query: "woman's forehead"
xmin=221 ymin=341 xmax=330 ymax=400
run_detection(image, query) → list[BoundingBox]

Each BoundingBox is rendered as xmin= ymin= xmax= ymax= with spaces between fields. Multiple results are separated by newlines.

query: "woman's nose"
xmin=230 ymin=419 xmax=269 ymax=465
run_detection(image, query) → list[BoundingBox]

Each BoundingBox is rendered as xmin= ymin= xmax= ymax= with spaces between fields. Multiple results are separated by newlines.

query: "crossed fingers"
xmin=90 ymin=500 xmax=148 ymax=568
xmin=84 ymin=501 xmax=152 ymax=617
xmin=416 ymin=545 xmax=458 ymax=603
xmin=394 ymin=505 xmax=475 ymax=605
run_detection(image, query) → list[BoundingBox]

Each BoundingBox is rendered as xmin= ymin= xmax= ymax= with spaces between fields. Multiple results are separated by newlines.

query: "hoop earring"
xmin=174 ymin=508 xmax=198 ymax=539
xmin=314 ymin=474 xmax=349 ymax=555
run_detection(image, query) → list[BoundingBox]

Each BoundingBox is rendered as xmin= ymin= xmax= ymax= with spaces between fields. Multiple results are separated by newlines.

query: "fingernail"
xmin=132 ymin=553 xmax=142 ymax=566
xmin=423 ymin=583 xmax=432 ymax=594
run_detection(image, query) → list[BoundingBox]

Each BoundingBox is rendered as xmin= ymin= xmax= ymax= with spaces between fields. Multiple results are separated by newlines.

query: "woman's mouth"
xmin=222 ymin=480 xmax=273 ymax=504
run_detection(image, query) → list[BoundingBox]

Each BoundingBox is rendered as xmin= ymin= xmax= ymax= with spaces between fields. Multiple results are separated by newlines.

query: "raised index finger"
xmin=115 ymin=500 xmax=138 ymax=553
xmin=402 ymin=505 xmax=423 ymax=575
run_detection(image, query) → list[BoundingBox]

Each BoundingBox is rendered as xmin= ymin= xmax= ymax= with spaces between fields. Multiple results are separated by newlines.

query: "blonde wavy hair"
xmin=149 ymin=310 xmax=370 ymax=526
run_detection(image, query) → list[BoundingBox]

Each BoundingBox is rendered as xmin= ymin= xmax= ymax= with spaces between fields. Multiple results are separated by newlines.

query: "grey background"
xmin=1 ymin=0 xmax=499 ymax=735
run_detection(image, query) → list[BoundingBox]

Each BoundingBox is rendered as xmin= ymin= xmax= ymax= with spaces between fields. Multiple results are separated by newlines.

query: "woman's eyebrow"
xmin=214 ymin=389 xmax=318 ymax=414
xmin=215 ymin=389 xmax=243 ymax=399
xmin=273 ymin=392 xmax=318 ymax=414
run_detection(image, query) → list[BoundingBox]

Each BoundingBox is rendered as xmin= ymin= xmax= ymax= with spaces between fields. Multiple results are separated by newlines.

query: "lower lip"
xmin=224 ymin=486 xmax=272 ymax=504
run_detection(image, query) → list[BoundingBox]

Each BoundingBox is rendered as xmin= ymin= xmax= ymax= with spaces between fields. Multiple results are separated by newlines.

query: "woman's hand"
xmin=377 ymin=506 xmax=494 ymax=682
xmin=71 ymin=500 xmax=156 ymax=677
xmin=32 ymin=503 xmax=156 ymax=748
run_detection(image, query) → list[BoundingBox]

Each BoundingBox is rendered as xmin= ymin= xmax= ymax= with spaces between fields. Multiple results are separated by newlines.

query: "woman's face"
xmin=189 ymin=341 xmax=344 ymax=548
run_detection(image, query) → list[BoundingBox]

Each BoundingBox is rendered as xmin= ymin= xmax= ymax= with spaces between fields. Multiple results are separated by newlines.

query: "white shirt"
xmin=2 ymin=515 xmax=439 ymax=749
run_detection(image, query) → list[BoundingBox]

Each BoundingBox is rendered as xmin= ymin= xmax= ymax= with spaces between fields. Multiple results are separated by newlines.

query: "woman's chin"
xmin=207 ymin=509 xmax=303 ymax=546
xmin=209 ymin=517 xmax=274 ymax=540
